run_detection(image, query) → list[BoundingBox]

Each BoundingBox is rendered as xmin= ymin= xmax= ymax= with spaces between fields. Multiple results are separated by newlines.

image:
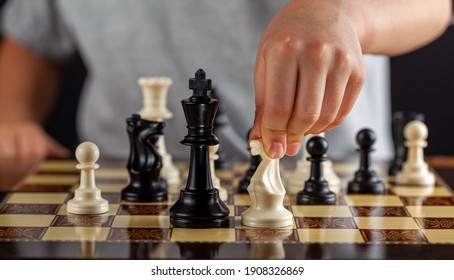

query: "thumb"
xmin=45 ymin=136 xmax=70 ymax=158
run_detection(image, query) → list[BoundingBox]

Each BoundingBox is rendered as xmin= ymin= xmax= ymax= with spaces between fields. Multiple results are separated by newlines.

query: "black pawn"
xmin=169 ymin=69 xmax=230 ymax=228
xmin=122 ymin=114 xmax=167 ymax=202
xmin=210 ymin=87 xmax=232 ymax=170
xmin=238 ymin=128 xmax=261 ymax=193
xmin=297 ymin=136 xmax=336 ymax=205
xmin=348 ymin=128 xmax=385 ymax=194
xmin=388 ymin=112 xmax=425 ymax=176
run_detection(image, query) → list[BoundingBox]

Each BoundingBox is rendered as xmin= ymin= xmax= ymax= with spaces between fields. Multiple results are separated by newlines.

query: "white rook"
xmin=138 ymin=77 xmax=181 ymax=190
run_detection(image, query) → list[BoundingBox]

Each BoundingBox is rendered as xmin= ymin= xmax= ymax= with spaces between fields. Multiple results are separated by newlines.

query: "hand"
xmin=0 ymin=120 xmax=70 ymax=159
xmin=250 ymin=0 xmax=366 ymax=159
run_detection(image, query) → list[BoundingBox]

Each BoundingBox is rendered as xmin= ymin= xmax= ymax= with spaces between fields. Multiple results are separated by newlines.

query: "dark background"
xmin=1 ymin=1 xmax=454 ymax=156
xmin=391 ymin=26 xmax=454 ymax=156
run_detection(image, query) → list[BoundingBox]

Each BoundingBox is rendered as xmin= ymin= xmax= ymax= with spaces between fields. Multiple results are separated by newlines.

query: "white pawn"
xmin=209 ymin=144 xmax=228 ymax=201
xmin=67 ymin=142 xmax=109 ymax=215
xmin=395 ymin=120 xmax=435 ymax=186
xmin=138 ymin=77 xmax=181 ymax=190
xmin=241 ymin=140 xmax=293 ymax=228
xmin=287 ymin=133 xmax=340 ymax=194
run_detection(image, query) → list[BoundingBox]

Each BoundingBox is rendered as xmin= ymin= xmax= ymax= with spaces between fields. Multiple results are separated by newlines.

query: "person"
xmin=0 ymin=0 xmax=451 ymax=162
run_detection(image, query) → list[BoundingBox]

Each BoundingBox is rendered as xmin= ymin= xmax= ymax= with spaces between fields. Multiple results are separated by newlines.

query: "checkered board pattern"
xmin=1 ymin=160 xmax=454 ymax=245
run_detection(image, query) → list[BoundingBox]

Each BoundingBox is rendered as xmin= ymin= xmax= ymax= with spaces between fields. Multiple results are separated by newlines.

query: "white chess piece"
xmin=241 ymin=140 xmax=294 ymax=228
xmin=138 ymin=77 xmax=181 ymax=191
xmin=395 ymin=120 xmax=435 ymax=186
xmin=209 ymin=144 xmax=228 ymax=201
xmin=287 ymin=133 xmax=340 ymax=194
xmin=67 ymin=142 xmax=109 ymax=214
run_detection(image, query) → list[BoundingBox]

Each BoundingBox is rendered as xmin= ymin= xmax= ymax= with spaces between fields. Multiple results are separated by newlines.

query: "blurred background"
xmin=1 ymin=1 xmax=453 ymax=156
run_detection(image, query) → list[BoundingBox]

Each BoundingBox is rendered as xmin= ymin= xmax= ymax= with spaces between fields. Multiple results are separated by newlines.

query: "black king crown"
xmin=181 ymin=69 xmax=219 ymax=146
xmin=169 ymin=69 xmax=230 ymax=228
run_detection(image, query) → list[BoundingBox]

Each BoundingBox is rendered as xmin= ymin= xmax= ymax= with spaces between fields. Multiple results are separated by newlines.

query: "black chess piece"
xmin=297 ymin=136 xmax=336 ymax=205
xmin=169 ymin=69 xmax=230 ymax=228
xmin=210 ymin=87 xmax=232 ymax=170
xmin=348 ymin=128 xmax=385 ymax=194
xmin=121 ymin=114 xmax=167 ymax=202
xmin=238 ymin=128 xmax=262 ymax=193
xmin=388 ymin=112 xmax=425 ymax=176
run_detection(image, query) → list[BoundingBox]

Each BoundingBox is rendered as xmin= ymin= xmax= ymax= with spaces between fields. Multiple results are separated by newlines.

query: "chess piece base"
xmin=170 ymin=189 xmax=230 ymax=228
xmin=241 ymin=208 xmax=293 ymax=228
xmin=395 ymin=171 xmax=435 ymax=186
xmin=297 ymin=192 xmax=336 ymax=205
xmin=297 ymin=181 xmax=336 ymax=205
xmin=347 ymin=171 xmax=385 ymax=194
xmin=287 ymin=160 xmax=341 ymax=194
xmin=121 ymin=179 xmax=167 ymax=202
xmin=67 ymin=196 xmax=109 ymax=215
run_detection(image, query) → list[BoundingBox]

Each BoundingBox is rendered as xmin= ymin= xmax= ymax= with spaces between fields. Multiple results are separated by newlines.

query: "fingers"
xmin=323 ymin=64 xmax=365 ymax=132
xmin=260 ymin=41 xmax=298 ymax=159
xmin=45 ymin=135 xmax=70 ymax=158
xmin=250 ymin=52 xmax=266 ymax=143
xmin=253 ymin=43 xmax=365 ymax=159
xmin=304 ymin=51 xmax=353 ymax=134
xmin=287 ymin=46 xmax=328 ymax=152
xmin=0 ymin=122 xmax=69 ymax=160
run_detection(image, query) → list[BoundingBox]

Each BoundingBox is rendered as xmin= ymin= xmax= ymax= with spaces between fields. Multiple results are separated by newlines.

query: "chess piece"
xmin=347 ymin=128 xmax=385 ymax=194
xmin=287 ymin=133 xmax=340 ymax=194
xmin=238 ymin=128 xmax=262 ymax=193
xmin=67 ymin=141 xmax=109 ymax=214
xmin=121 ymin=114 xmax=167 ymax=202
xmin=395 ymin=120 xmax=435 ymax=186
xmin=297 ymin=136 xmax=336 ymax=205
xmin=210 ymin=87 xmax=232 ymax=170
xmin=138 ymin=77 xmax=181 ymax=190
xmin=241 ymin=140 xmax=294 ymax=228
xmin=388 ymin=112 xmax=425 ymax=176
xmin=209 ymin=144 xmax=228 ymax=201
xmin=170 ymin=69 xmax=230 ymax=228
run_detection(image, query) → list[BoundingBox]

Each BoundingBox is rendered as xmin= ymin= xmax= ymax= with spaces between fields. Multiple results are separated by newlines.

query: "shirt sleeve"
xmin=1 ymin=0 xmax=76 ymax=62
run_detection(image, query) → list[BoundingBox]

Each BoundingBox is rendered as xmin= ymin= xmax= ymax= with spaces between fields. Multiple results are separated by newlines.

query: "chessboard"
xmin=1 ymin=158 xmax=454 ymax=260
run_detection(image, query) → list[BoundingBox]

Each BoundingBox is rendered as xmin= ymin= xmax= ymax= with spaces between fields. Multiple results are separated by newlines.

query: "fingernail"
xmin=287 ymin=142 xmax=301 ymax=156
xmin=270 ymin=142 xmax=284 ymax=159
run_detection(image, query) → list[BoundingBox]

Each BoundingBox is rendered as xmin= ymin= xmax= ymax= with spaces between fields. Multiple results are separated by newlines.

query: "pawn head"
xmin=306 ymin=136 xmax=328 ymax=157
xmin=356 ymin=128 xmax=376 ymax=148
xmin=404 ymin=120 xmax=428 ymax=141
xmin=76 ymin=141 xmax=100 ymax=165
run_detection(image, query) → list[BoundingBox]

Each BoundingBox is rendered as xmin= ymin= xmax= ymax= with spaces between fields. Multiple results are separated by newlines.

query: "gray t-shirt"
xmin=1 ymin=0 xmax=392 ymax=162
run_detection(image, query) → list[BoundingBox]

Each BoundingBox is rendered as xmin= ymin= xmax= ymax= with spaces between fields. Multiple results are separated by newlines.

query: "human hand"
xmin=0 ymin=120 xmax=70 ymax=159
xmin=250 ymin=0 xmax=366 ymax=158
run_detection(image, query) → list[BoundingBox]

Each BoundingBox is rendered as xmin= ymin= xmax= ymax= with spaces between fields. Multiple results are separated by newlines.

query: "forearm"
xmin=352 ymin=0 xmax=452 ymax=56
xmin=0 ymin=37 xmax=62 ymax=122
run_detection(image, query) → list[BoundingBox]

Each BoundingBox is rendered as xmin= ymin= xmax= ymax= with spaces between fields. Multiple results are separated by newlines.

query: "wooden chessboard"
xmin=1 ymin=159 xmax=454 ymax=259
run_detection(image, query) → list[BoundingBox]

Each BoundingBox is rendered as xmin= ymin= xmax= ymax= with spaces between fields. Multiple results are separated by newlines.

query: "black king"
xmin=169 ymin=69 xmax=230 ymax=228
